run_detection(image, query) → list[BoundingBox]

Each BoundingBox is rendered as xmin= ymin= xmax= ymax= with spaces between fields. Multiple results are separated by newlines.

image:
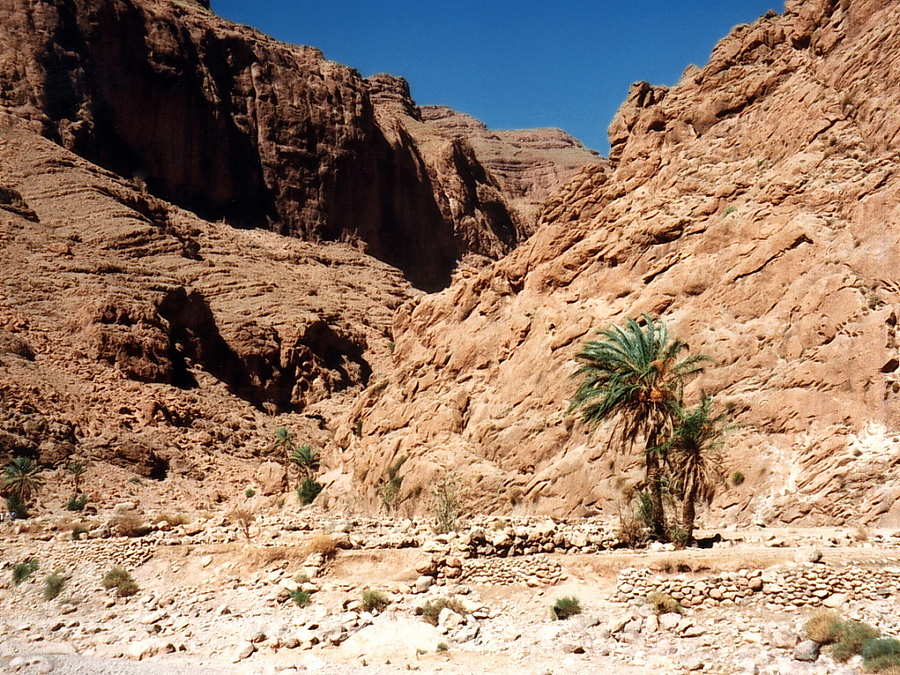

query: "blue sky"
xmin=210 ymin=1 xmax=783 ymax=154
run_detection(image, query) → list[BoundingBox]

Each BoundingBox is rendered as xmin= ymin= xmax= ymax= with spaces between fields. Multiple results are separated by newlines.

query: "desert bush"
xmin=421 ymin=597 xmax=467 ymax=626
xmin=832 ymin=620 xmax=881 ymax=662
xmin=551 ymin=596 xmax=582 ymax=620
xmin=298 ymin=478 xmax=323 ymax=505
xmin=730 ymin=470 xmax=745 ymax=486
xmin=6 ymin=494 xmax=30 ymax=519
xmin=862 ymin=637 xmax=900 ymax=672
xmin=380 ymin=455 xmax=407 ymax=514
xmin=304 ymin=534 xmax=336 ymax=558
xmin=154 ymin=512 xmax=190 ymax=526
xmin=117 ymin=580 xmax=140 ymax=597
xmin=430 ymin=472 xmax=465 ymax=534
xmin=289 ymin=589 xmax=311 ymax=607
xmin=12 ymin=558 xmax=39 ymax=585
xmin=66 ymin=494 xmax=88 ymax=512
xmin=109 ymin=512 xmax=148 ymax=537
xmin=102 ymin=567 xmax=134 ymax=590
xmin=646 ymin=590 xmax=682 ymax=615
xmin=805 ymin=609 xmax=844 ymax=644
xmin=360 ymin=590 xmax=390 ymax=613
xmin=228 ymin=508 xmax=256 ymax=540
xmin=70 ymin=525 xmax=89 ymax=540
xmin=43 ymin=572 xmax=66 ymax=600
xmin=436 ymin=642 xmax=449 ymax=652
xmin=244 ymin=488 xmax=256 ymax=498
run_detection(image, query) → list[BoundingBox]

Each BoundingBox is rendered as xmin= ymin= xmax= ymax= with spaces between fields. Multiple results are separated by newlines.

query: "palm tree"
xmin=663 ymin=396 xmax=728 ymax=547
xmin=290 ymin=444 xmax=321 ymax=483
xmin=65 ymin=461 xmax=86 ymax=494
xmin=269 ymin=427 xmax=296 ymax=490
xmin=569 ymin=314 xmax=709 ymax=541
xmin=3 ymin=456 xmax=44 ymax=509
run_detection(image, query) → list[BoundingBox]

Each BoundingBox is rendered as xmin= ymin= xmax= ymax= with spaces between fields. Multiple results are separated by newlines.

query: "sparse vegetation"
xmin=244 ymin=488 xmax=256 ymax=498
xmin=109 ymin=512 xmax=147 ymax=537
xmin=43 ymin=571 xmax=66 ymax=600
xmin=723 ymin=205 xmax=738 ymax=217
xmin=102 ymin=567 xmax=134 ymax=590
xmin=65 ymin=461 xmax=86 ymax=493
xmin=421 ymin=597 xmax=467 ymax=626
xmin=298 ymin=478 xmax=324 ymax=504
xmin=646 ymin=590 xmax=682 ymax=615
xmin=805 ymin=609 xmax=844 ymax=644
xmin=436 ymin=642 xmax=449 ymax=652
xmin=380 ymin=455 xmax=407 ymax=514
xmin=862 ymin=637 xmax=900 ymax=672
xmin=354 ymin=419 xmax=363 ymax=437
xmin=730 ymin=470 xmax=745 ymax=486
xmin=360 ymin=590 xmax=390 ymax=613
xmin=71 ymin=525 xmax=89 ymax=540
xmin=12 ymin=558 xmax=39 ymax=585
xmin=228 ymin=508 xmax=256 ymax=540
xmin=430 ymin=472 xmax=464 ymax=534
xmin=832 ymin=620 xmax=881 ymax=662
xmin=66 ymin=494 xmax=88 ymax=511
xmin=305 ymin=533 xmax=337 ymax=558
xmin=551 ymin=596 xmax=582 ymax=620
xmin=3 ymin=457 xmax=43 ymax=517
xmin=289 ymin=588 xmax=311 ymax=607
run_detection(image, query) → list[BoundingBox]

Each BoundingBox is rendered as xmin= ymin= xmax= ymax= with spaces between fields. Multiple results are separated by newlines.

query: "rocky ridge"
xmin=0 ymin=0 xmax=599 ymax=290
xmin=330 ymin=0 xmax=900 ymax=526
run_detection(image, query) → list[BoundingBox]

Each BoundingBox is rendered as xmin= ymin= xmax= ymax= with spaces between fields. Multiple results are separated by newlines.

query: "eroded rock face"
xmin=0 ymin=112 xmax=411 ymax=479
xmin=0 ymin=0 xmax=596 ymax=291
xmin=331 ymin=0 xmax=900 ymax=525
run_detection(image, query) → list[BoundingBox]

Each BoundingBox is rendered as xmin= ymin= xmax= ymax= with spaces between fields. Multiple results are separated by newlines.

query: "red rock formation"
xmin=332 ymin=0 xmax=900 ymax=527
xmin=0 ymin=0 xmax=597 ymax=291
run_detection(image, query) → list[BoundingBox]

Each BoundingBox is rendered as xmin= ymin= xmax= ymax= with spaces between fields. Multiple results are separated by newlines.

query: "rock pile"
xmin=450 ymin=554 xmax=565 ymax=586
xmin=614 ymin=561 xmax=900 ymax=608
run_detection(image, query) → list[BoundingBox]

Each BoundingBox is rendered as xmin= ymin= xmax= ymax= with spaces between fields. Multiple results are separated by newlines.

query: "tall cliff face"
xmin=0 ymin=0 xmax=596 ymax=291
xmin=332 ymin=0 xmax=900 ymax=527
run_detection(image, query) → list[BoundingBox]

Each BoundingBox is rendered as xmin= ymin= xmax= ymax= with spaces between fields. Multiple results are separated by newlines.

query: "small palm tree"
xmin=269 ymin=427 xmax=296 ymax=490
xmin=663 ymin=396 xmax=729 ymax=547
xmin=3 ymin=457 xmax=44 ymax=507
xmin=290 ymin=444 xmax=321 ymax=483
xmin=65 ymin=461 xmax=86 ymax=493
xmin=569 ymin=314 xmax=709 ymax=540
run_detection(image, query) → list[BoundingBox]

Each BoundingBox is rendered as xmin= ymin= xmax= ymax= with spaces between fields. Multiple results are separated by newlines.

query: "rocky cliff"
xmin=331 ymin=0 xmax=900 ymax=527
xmin=0 ymin=0 xmax=597 ymax=291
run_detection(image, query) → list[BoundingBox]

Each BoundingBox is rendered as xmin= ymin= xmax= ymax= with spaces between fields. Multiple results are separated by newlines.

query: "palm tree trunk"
xmin=645 ymin=451 xmax=668 ymax=541
xmin=681 ymin=481 xmax=697 ymax=547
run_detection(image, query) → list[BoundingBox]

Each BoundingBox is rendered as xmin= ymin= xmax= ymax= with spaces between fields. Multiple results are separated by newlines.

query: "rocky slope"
xmin=0 ymin=110 xmax=414 ymax=495
xmin=0 ymin=0 xmax=598 ymax=290
xmin=331 ymin=0 xmax=900 ymax=527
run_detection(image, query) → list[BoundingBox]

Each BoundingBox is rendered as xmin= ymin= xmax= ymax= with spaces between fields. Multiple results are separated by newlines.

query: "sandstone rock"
xmin=339 ymin=615 xmax=445 ymax=657
xmin=255 ymin=462 xmax=287 ymax=495
xmin=793 ymin=640 xmax=820 ymax=662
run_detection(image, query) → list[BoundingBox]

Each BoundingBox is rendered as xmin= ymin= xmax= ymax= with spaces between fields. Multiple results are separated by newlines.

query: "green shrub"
xmin=43 ymin=572 xmax=66 ymax=600
xmin=116 ymin=580 xmax=140 ymax=597
xmin=289 ymin=589 xmax=311 ymax=607
xmin=66 ymin=494 xmax=88 ymax=511
xmin=421 ymin=597 xmax=466 ymax=626
xmin=832 ymin=620 xmax=881 ymax=662
xmin=102 ymin=567 xmax=134 ymax=590
xmin=430 ymin=473 xmax=464 ymax=534
xmin=298 ymin=479 xmax=323 ymax=505
xmin=244 ymin=488 xmax=256 ymax=498
xmin=71 ymin=525 xmax=89 ymax=540
xmin=6 ymin=495 xmax=29 ymax=519
xmin=436 ymin=642 xmax=449 ymax=652
xmin=12 ymin=558 xmax=39 ymax=585
xmin=360 ymin=590 xmax=390 ymax=613
xmin=646 ymin=591 xmax=682 ymax=615
xmin=730 ymin=470 xmax=745 ymax=486
xmin=551 ymin=596 xmax=582 ymax=620
xmin=862 ymin=637 xmax=900 ymax=672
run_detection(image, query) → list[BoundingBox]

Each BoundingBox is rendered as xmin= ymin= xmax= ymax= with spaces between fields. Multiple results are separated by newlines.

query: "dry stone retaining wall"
xmin=614 ymin=562 xmax=900 ymax=608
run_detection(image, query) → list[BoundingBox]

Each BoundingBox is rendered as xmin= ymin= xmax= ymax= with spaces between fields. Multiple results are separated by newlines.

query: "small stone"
xmin=231 ymin=641 xmax=256 ymax=662
xmin=415 ymin=575 xmax=434 ymax=593
xmin=793 ymin=640 xmax=820 ymax=662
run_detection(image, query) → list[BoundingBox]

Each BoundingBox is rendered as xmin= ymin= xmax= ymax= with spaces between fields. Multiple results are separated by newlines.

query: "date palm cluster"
xmin=570 ymin=314 xmax=730 ymax=546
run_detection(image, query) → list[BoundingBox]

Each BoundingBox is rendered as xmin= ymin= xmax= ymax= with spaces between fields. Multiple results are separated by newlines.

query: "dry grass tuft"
xmin=805 ymin=609 xmax=844 ymax=644
xmin=305 ymin=534 xmax=337 ymax=558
